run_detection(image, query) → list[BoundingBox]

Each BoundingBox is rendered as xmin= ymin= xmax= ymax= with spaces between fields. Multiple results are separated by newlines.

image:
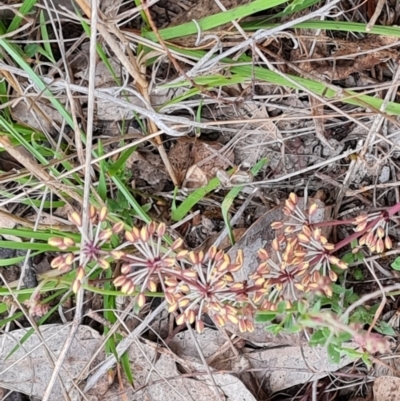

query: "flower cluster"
xmin=353 ymin=212 xmax=392 ymax=253
xmin=251 ymin=193 xmax=349 ymax=310
xmin=46 ymin=195 xmax=393 ymax=335
xmin=48 ymin=210 xmax=254 ymax=333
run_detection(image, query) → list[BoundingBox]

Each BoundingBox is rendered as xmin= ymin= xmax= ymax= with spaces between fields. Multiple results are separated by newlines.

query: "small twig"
xmin=366 ymin=0 xmax=385 ymax=32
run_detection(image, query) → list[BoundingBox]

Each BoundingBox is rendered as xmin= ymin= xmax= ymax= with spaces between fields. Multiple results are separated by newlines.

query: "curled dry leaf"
xmin=373 ymin=376 xmax=400 ymax=401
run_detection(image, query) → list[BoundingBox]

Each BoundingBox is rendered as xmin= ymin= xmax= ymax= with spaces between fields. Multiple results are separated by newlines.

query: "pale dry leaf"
xmin=11 ymin=101 xmax=62 ymax=132
xmin=0 ymin=210 xmax=16 ymax=229
xmin=188 ymin=358 xmax=257 ymax=401
xmin=234 ymin=128 xmax=273 ymax=167
xmin=0 ymin=324 xmax=102 ymax=401
xmin=373 ymin=376 xmax=400 ymax=401
xmin=182 ymin=164 xmax=209 ymax=189
xmin=169 ymin=328 xmax=227 ymax=363
xmin=98 ymin=342 xmax=221 ymax=401
xmin=243 ymin=344 xmax=355 ymax=393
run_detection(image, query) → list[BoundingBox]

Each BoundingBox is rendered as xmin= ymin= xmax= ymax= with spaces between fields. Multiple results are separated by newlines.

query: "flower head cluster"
xmin=48 ymin=206 xmax=124 ymax=293
xmin=353 ymin=213 xmax=392 ymax=253
xmin=163 ymin=247 xmax=250 ymax=332
xmin=113 ymin=222 xmax=183 ymax=307
xmin=49 ymin=210 xmax=257 ymax=333
xmin=253 ymin=193 xmax=349 ymax=309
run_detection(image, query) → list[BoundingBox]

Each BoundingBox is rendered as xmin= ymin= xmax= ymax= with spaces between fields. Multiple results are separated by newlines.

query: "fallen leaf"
xmin=0 ymin=325 xmax=102 ymax=401
xmin=243 ymin=344 xmax=355 ymax=393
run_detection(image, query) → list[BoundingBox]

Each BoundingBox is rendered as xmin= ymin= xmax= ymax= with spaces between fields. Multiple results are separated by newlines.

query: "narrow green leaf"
xmin=7 ymin=0 xmax=38 ymax=33
xmin=144 ymin=0 xmax=288 ymax=41
xmin=172 ymin=168 xmax=234 ymax=222
xmin=221 ymin=158 xmax=267 ymax=245
xmin=327 ymin=343 xmax=340 ymax=364
xmin=40 ymin=10 xmax=55 ymax=63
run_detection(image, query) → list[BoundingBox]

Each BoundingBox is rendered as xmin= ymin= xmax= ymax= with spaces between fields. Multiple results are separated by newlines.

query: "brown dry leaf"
xmin=131 ymin=152 xmax=168 ymax=190
xmin=168 ymin=140 xmax=192 ymax=184
xmin=182 ymin=164 xmax=208 ymax=189
xmin=373 ymin=376 xmax=400 ymax=401
xmin=0 ymin=325 xmax=102 ymax=401
xmin=181 ymin=140 xmax=234 ymax=188
xmin=193 ymin=141 xmax=234 ymax=179
xmin=0 ymin=210 xmax=16 ymax=229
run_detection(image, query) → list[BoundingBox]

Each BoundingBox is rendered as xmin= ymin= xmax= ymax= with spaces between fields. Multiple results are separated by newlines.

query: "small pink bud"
xmin=376 ymin=226 xmax=385 ymax=238
xmin=48 ymin=237 xmax=63 ymax=247
xmin=147 ymin=280 xmax=157 ymax=292
xmin=207 ymin=246 xmax=218 ymax=260
xmin=69 ymin=212 xmax=82 ymax=227
xmin=157 ymin=222 xmax=166 ymax=237
xmin=63 ymin=237 xmax=76 ymax=248
xmin=148 ymin=221 xmax=157 ymax=235
xmin=289 ymin=192 xmax=298 ymax=205
xmin=98 ymin=228 xmax=112 ymax=241
xmin=98 ymin=206 xmax=108 ymax=222
xmin=171 ymin=238 xmax=184 ymax=251
xmin=121 ymin=264 xmax=131 ymax=274
xmin=308 ymin=203 xmax=318 ymax=216
xmin=76 ymin=266 xmax=85 ymax=280
xmin=195 ymin=319 xmax=204 ymax=333
xmin=112 ymin=222 xmax=124 ymax=234
xmin=111 ymin=250 xmax=125 ymax=260
xmin=258 ymin=249 xmax=269 ymax=261
xmin=140 ymin=226 xmax=150 ymax=243
xmin=89 ymin=205 xmax=97 ymax=221
xmin=176 ymin=313 xmax=185 ymax=326
xmin=98 ymin=259 xmax=110 ymax=270
xmin=51 ymin=255 xmax=64 ymax=268
xmin=72 ymin=279 xmax=81 ymax=293
xmin=271 ymin=221 xmax=283 ymax=230
xmin=113 ymin=276 xmax=127 ymax=287
xmin=137 ymin=293 xmax=146 ymax=308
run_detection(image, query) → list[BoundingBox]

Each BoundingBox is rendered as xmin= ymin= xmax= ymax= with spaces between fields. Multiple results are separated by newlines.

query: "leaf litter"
xmin=2 ymin=0 xmax=400 ymax=400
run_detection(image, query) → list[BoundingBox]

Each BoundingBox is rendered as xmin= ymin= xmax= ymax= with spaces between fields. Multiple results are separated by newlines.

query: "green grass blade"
xmin=242 ymin=19 xmax=400 ymax=37
xmin=254 ymin=0 xmax=322 ymax=23
xmin=0 ymin=228 xmax=80 ymax=242
xmin=97 ymin=140 xmax=107 ymax=201
xmin=39 ymin=10 xmax=56 ymax=63
xmin=221 ymin=158 xmax=267 ymax=245
xmin=7 ymin=0 xmax=38 ymax=33
xmin=111 ymin=177 xmax=151 ymax=223
xmin=144 ymin=0 xmax=288 ymax=41
xmin=107 ymin=146 xmax=137 ymax=176
xmin=171 ymin=168 xmax=234 ymax=222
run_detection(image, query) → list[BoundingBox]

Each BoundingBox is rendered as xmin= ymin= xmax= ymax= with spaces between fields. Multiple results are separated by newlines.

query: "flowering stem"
xmin=332 ymin=201 xmax=400 ymax=253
